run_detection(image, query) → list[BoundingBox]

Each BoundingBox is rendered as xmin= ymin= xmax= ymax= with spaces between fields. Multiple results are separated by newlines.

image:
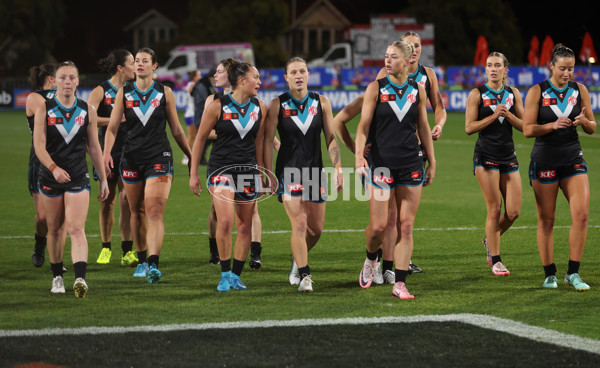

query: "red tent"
xmin=474 ymin=35 xmax=488 ymax=66
xmin=528 ymin=35 xmax=540 ymax=66
xmin=579 ymin=31 xmax=597 ymax=63
xmin=539 ymin=35 xmax=554 ymax=67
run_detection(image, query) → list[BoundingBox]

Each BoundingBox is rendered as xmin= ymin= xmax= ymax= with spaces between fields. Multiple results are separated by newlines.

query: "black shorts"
xmin=207 ymin=165 xmax=259 ymax=202
xmin=38 ymin=174 xmax=91 ymax=197
xmin=529 ymin=159 xmax=588 ymax=184
xmin=366 ymin=163 xmax=425 ymax=190
xmin=120 ymin=155 xmax=174 ymax=184
xmin=473 ymin=155 xmax=519 ymax=175
xmin=28 ymin=158 xmax=41 ymax=195
xmin=277 ymin=167 xmax=328 ymax=203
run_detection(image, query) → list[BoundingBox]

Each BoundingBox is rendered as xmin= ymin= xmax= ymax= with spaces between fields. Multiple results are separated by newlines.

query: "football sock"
xmin=34 ymin=234 xmax=47 ymax=249
xmin=491 ymin=255 xmax=502 ymax=265
xmin=102 ymin=241 xmax=111 ymax=250
xmin=73 ymin=261 xmax=87 ymax=279
xmin=543 ymin=263 xmax=557 ymax=278
xmin=220 ymin=259 xmax=231 ymax=273
xmin=567 ymin=260 xmax=580 ymax=275
xmin=121 ymin=240 xmax=133 ymax=256
xmin=395 ymin=269 xmax=409 ymax=283
xmin=366 ymin=250 xmax=378 ymax=262
xmin=148 ymin=255 xmax=159 ymax=268
xmin=298 ymin=265 xmax=310 ymax=280
xmin=376 ymin=248 xmax=383 ymax=262
xmin=251 ymin=241 xmax=262 ymax=254
xmin=51 ymin=262 xmax=64 ymax=277
xmin=137 ymin=250 xmax=147 ymax=264
xmin=382 ymin=260 xmax=394 ymax=272
xmin=209 ymin=237 xmax=218 ymax=254
xmin=232 ymin=259 xmax=245 ymax=276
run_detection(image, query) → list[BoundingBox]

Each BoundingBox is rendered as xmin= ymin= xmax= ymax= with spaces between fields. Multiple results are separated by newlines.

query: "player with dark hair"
xmin=523 ymin=44 xmax=596 ymax=290
xmin=26 ymin=63 xmax=56 ymax=268
xmin=88 ymin=49 xmax=137 ymax=267
xmin=104 ymin=48 xmax=192 ymax=283
xmin=189 ymin=60 xmax=266 ymax=292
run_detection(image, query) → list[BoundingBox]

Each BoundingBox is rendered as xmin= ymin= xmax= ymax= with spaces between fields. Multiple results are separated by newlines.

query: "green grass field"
xmin=0 ymin=109 xmax=599 ymax=366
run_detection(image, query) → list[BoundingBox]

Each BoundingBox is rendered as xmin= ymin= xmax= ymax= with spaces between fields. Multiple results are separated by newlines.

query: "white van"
xmin=155 ymin=43 xmax=255 ymax=89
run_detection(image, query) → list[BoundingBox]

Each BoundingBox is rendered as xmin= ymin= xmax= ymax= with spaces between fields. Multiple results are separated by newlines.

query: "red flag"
xmin=474 ymin=35 xmax=488 ymax=66
xmin=528 ymin=36 xmax=540 ymax=66
xmin=539 ymin=35 xmax=554 ymax=67
xmin=579 ymin=31 xmax=597 ymax=63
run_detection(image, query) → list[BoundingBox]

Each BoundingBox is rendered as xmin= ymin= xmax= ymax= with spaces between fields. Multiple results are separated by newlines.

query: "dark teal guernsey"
xmin=474 ymin=84 xmax=517 ymax=163
xmin=367 ymin=76 xmax=421 ymax=169
xmin=531 ymin=80 xmax=583 ymax=165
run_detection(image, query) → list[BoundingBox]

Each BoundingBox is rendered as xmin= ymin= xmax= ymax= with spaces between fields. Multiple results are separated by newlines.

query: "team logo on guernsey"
xmin=223 ymin=104 xmax=260 ymax=139
xmin=542 ymin=88 xmax=578 ymax=118
xmin=282 ymin=97 xmax=319 ymax=136
xmin=125 ymin=88 xmax=164 ymax=126
xmin=48 ymin=106 xmax=87 ymax=145
xmin=380 ymin=84 xmax=418 ymax=124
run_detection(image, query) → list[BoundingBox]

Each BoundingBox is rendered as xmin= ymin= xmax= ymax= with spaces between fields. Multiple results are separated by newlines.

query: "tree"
xmin=181 ymin=0 xmax=289 ymax=67
xmin=405 ymin=0 xmax=523 ymax=65
xmin=0 ymin=0 xmax=66 ymax=75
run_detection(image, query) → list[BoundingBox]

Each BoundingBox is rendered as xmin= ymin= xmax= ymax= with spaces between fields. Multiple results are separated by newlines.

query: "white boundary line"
xmin=1 ymin=314 xmax=598 ymax=354
xmin=2 ymin=225 xmax=599 ymax=239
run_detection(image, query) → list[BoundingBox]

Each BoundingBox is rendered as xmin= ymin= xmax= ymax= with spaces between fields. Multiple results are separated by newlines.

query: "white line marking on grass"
xmin=2 ymin=225 xmax=599 ymax=239
xmin=1 ymin=314 xmax=598 ymax=354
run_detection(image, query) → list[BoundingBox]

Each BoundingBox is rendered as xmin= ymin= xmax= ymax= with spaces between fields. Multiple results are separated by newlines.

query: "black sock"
xmin=567 ymin=260 xmax=580 ymax=275
xmin=543 ymin=263 xmax=557 ymax=278
xmin=299 ymin=265 xmax=311 ymax=280
xmin=232 ymin=259 xmax=245 ymax=276
xmin=50 ymin=262 xmax=64 ymax=278
xmin=366 ymin=249 xmax=378 ymax=262
xmin=148 ymin=255 xmax=159 ymax=268
xmin=251 ymin=241 xmax=262 ymax=255
xmin=209 ymin=238 xmax=218 ymax=254
xmin=395 ymin=269 xmax=409 ymax=283
xmin=102 ymin=241 xmax=111 ymax=250
xmin=382 ymin=260 xmax=394 ymax=272
xmin=376 ymin=248 xmax=383 ymax=262
xmin=121 ymin=240 xmax=133 ymax=256
xmin=73 ymin=261 xmax=87 ymax=279
xmin=491 ymin=255 xmax=502 ymax=265
xmin=137 ymin=250 xmax=147 ymax=264
xmin=220 ymin=259 xmax=231 ymax=273
xmin=34 ymin=234 xmax=47 ymax=249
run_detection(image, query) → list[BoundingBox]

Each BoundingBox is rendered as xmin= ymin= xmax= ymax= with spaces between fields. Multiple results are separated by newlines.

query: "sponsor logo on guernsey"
xmin=538 ymin=170 xmax=556 ymax=179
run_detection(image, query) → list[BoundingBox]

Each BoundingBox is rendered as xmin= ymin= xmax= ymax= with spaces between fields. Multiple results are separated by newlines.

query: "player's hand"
xmin=97 ymin=179 xmax=109 ymax=201
xmin=189 ymin=175 xmax=202 ymax=196
xmin=431 ymin=124 xmax=443 ymax=140
xmin=52 ymin=166 xmax=71 ymax=184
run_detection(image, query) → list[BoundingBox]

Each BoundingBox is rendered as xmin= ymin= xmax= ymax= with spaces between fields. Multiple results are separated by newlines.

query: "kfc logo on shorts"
xmin=122 ymin=170 xmax=139 ymax=179
xmin=308 ymin=106 xmax=318 ymax=116
xmin=287 ymin=184 xmax=305 ymax=192
xmin=75 ymin=116 xmax=85 ymax=126
xmin=411 ymin=171 xmax=421 ymax=179
xmin=568 ymin=96 xmax=577 ymax=106
xmin=243 ymin=186 xmax=254 ymax=194
xmin=212 ymin=175 xmax=231 ymax=184
xmin=151 ymin=98 xmax=160 ymax=108
xmin=538 ymin=170 xmax=556 ymax=179
xmin=154 ymin=164 xmax=165 ymax=171
xmin=250 ymin=111 xmax=259 ymax=121
xmin=373 ymin=175 xmax=393 ymax=184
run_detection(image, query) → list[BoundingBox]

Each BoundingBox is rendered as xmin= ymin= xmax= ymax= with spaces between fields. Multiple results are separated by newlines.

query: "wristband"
xmin=49 ymin=163 xmax=57 ymax=173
